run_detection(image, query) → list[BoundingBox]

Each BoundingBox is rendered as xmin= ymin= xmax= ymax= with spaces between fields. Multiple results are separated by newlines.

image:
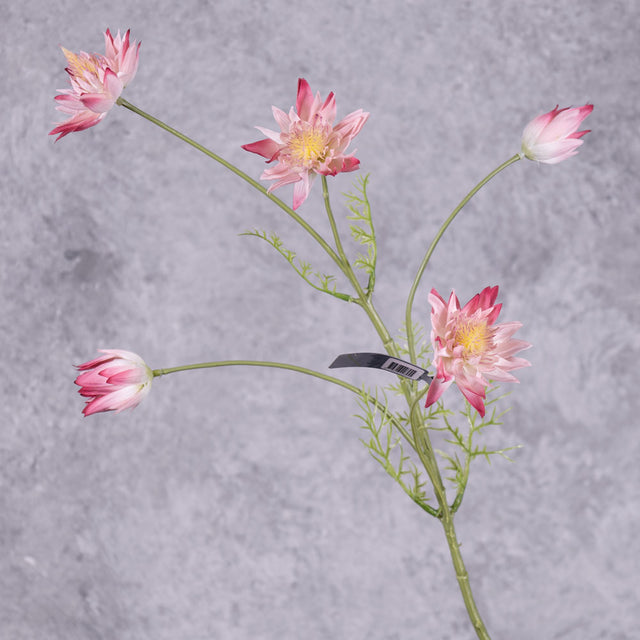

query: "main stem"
xmin=440 ymin=510 xmax=491 ymax=639
xmin=320 ymin=176 xmax=411 ymax=403
xmin=405 ymin=154 xmax=521 ymax=363
xmin=409 ymin=401 xmax=491 ymax=639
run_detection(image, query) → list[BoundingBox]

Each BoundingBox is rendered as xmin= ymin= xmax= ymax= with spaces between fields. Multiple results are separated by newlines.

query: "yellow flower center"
xmin=289 ymin=127 xmax=327 ymax=166
xmin=454 ymin=320 xmax=490 ymax=356
xmin=62 ymin=48 xmax=100 ymax=79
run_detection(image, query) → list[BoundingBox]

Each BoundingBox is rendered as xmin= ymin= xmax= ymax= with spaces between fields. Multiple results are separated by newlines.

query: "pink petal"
xmin=292 ymin=173 xmax=313 ymax=209
xmin=105 ymin=368 xmax=149 ymax=385
xmin=296 ymin=78 xmax=315 ymax=121
xmin=424 ymin=377 xmax=451 ymax=409
xmin=271 ymin=106 xmax=291 ymax=133
xmin=317 ymin=92 xmax=337 ymax=124
xmin=80 ymin=92 xmax=117 ymax=113
xmin=458 ymin=384 xmax=487 ymax=417
xmin=522 ymin=106 xmax=560 ymax=143
xmin=49 ymin=111 xmax=104 ymax=140
xmin=241 ymin=138 xmax=281 ymax=161
xmin=83 ymin=386 xmax=138 ymax=415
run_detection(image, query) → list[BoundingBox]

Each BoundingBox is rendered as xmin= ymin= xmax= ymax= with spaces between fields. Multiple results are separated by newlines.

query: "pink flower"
xmin=425 ymin=286 xmax=531 ymax=417
xmin=50 ymin=29 xmax=140 ymax=141
xmin=242 ymin=78 xmax=369 ymax=209
xmin=75 ymin=349 xmax=153 ymax=417
xmin=520 ymin=104 xmax=593 ymax=164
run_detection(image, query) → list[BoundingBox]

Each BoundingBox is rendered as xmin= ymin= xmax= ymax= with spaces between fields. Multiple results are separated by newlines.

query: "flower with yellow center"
xmin=425 ymin=286 xmax=531 ymax=417
xmin=242 ymin=78 xmax=369 ymax=209
xmin=50 ymin=29 xmax=140 ymax=141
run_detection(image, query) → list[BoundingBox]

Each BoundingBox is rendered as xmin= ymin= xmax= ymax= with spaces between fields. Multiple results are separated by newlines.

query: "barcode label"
xmin=380 ymin=358 xmax=424 ymax=380
xmin=329 ymin=352 xmax=431 ymax=383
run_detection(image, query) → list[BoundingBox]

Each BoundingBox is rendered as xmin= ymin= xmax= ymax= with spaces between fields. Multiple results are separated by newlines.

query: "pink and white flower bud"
xmin=520 ymin=104 xmax=593 ymax=164
xmin=75 ymin=349 xmax=153 ymax=416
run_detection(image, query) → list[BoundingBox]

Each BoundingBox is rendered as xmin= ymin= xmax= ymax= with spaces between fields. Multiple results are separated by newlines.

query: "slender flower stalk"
xmin=404 ymin=154 xmax=521 ymax=365
xmin=153 ymin=359 xmax=415 ymax=448
xmin=116 ymin=98 xmax=343 ymax=263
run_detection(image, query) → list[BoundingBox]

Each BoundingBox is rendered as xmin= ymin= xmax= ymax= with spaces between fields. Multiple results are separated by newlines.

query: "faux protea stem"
xmin=404 ymin=154 xmax=521 ymax=366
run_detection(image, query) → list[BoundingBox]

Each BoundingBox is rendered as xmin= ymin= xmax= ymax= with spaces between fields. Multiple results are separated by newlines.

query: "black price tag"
xmin=329 ymin=352 xmax=432 ymax=382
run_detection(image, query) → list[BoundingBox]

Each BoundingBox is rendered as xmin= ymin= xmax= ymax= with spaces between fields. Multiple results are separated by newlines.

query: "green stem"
xmin=116 ymin=98 xmax=342 ymax=273
xmin=153 ymin=359 xmax=416 ymax=450
xmin=405 ymin=154 xmax=521 ymax=363
xmin=409 ymin=400 xmax=491 ymax=639
xmin=320 ymin=176 xmax=394 ymax=351
xmin=320 ymin=176 xmax=411 ymax=401
xmin=321 ymin=176 xmax=352 ymax=271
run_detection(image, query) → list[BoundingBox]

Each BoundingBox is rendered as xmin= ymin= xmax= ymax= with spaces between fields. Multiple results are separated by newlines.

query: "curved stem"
xmin=116 ymin=98 xmax=342 ymax=272
xmin=153 ymin=359 xmax=415 ymax=450
xmin=405 ymin=154 xmax=521 ymax=363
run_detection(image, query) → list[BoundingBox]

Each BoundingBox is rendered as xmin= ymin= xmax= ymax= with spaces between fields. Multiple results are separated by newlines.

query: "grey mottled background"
xmin=2 ymin=0 xmax=639 ymax=638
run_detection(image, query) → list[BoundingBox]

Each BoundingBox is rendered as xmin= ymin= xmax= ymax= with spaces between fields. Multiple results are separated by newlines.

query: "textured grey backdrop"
xmin=2 ymin=0 xmax=639 ymax=638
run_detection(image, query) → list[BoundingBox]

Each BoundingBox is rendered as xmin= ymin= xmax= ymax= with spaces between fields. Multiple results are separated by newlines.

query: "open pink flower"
xmin=425 ymin=286 xmax=531 ymax=417
xmin=242 ymin=78 xmax=369 ymax=209
xmin=75 ymin=349 xmax=153 ymax=417
xmin=520 ymin=104 xmax=593 ymax=164
xmin=50 ymin=29 xmax=140 ymax=141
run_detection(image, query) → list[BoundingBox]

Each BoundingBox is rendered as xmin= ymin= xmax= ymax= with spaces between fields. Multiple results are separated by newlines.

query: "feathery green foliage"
xmin=241 ymin=229 xmax=353 ymax=302
xmin=344 ymin=175 xmax=376 ymax=299
xmin=355 ymin=388 xmax=436 ymax=516
xmin=432 ymin=387 xmax=521 ymax=512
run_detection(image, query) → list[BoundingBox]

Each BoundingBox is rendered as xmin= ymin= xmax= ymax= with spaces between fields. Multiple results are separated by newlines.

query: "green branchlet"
xmin=432 ymin=387 xmax=521 ymax=512
xmin=344 ymin=175 xmax=377 ymax=299
xmin=241 ymin=229 xmax=354 ymax=302
xmin=355 ymin=388 xmax=437 ymax=517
